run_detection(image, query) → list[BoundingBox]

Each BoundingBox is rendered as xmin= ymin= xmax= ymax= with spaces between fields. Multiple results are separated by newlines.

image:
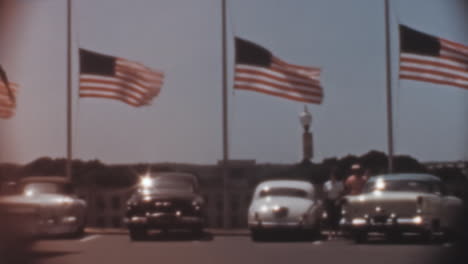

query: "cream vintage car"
xmin=0 ymin=177 xmax=87 ymax=238
xmin=248 ymin=180 xmax=323 ymax=241
xmin=340 ymin=173 xmax=464 ymax=243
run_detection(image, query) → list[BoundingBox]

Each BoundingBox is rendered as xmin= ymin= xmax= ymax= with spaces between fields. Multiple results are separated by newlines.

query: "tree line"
xmin=0 ymin=150 xmax=466 ymax=198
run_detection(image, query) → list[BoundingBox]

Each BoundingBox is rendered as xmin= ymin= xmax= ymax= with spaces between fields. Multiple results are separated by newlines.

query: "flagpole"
xmin=66 ymin=0 xmax=73 ymax=181
xmin=221 ymin=0 xmax=229 ymax=229
xmin=384 ymin=0 xmax=394 ymax=173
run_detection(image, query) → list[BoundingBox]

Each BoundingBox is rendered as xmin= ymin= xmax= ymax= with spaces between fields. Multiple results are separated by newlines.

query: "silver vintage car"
xmin=248 ymin=180 xmax=323 ymax=241
xmin=340 ymin=173 xmax=464 ymax=243
xmin=0 ymin=177 xmax=87 ymax=238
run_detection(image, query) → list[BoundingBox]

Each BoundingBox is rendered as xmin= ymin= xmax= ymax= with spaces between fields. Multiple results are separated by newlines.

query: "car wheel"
xmin=251 ymin=229 xmax=265 ymax=242
xmin=129 ymin=227 xmax=147 ymax=241
xmin=353 ymin=231 xmax=367 ymax=244
xmin=72 ymin=225 xmax=85 ymax=238
xmin=305 ymin=228 xmax=321 ymax=240
xmin=385 ymin=231 xmax=402 ymax=243
xmin=421 ymin=229 xmax=435 ymax=244
xmin=191 ymin=226 xmax=204 ymax=237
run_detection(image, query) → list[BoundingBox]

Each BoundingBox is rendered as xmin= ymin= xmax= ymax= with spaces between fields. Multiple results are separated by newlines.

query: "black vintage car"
xmin=124 ymin=172 xmax=205 ymax=240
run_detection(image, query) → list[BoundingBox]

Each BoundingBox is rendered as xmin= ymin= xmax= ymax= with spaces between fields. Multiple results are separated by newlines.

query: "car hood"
xmin=0 ymin=193 xmax=75 ymax=207
xmin=132 ymin=191 xmax=200 ymax=203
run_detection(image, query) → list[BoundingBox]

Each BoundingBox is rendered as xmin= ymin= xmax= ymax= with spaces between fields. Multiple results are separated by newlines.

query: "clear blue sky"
xmin=0 ymin=0 xmax=467 ymax=165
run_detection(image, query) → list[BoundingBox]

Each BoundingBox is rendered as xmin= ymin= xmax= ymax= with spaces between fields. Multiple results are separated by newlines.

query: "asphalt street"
xmin=7 ymin=232 xmax=457 ymax=264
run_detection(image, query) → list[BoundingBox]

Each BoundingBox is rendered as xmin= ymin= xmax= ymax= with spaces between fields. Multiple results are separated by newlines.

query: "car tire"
xmin=71 ymin=225 xmax=85 ymax=238
xmin=129 ymin=227 xmax=147 ymax=241
xmin=421 ymin=230 xmax=434 ymax=244
xmin=191 ymin=226 xmax=204 ymax=237
xmin=353 ymin=231 xmax=367 ymax=244
xmin=251 ymin=230 xmax=265 ymax=242
xmin=385 ymin=231 xmax=402 ymax=243
xmin=306 ymin=228 xmax=321 ymax=240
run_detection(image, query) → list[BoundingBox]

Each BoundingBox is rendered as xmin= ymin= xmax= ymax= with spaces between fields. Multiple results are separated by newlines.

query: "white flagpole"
xmin=66 ymin=0 xmax=73 ymax=181
xmin=221 ymin=0 xmax=230 ymax=229
xmin=384 ymin=0 xmax=394 ymax=173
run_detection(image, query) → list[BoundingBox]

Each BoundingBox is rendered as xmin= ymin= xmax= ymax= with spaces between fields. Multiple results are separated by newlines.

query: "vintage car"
xmin=248 ymin=180 xmax=323 ymax=240
xmin=0 ymin=177 xmax=87 ymax=238
xmin=340 ymin=173 xmax=464 ymax=243
xmin=124 ymin=172 xmax=205 ymax=240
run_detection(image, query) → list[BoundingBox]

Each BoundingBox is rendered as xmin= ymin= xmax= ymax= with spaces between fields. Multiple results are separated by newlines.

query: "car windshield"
xmin=363 ymin=179 xmax=438 ymax=193
xmin=259 ymin=187 xmax=308 ymax=198
xmin=23 ymin=182 xmax=67 ymax=195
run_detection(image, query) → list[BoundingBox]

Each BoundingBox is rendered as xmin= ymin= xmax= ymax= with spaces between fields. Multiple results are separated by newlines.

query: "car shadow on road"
xmin=253 ymin=232 xmax=324 ymax=243
xmin=138 ymin=230 xmax=214 ymax=242
xmin=39 ymin=232 xmax=87 ymax=241
xmin=0 ymin=249 xmax=81 ymax=264
xmin=349 ymin=234 xmax=448 ymax=246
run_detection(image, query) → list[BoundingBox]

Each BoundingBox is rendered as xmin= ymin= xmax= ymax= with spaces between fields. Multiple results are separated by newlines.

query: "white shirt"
xmin=324 ymin=180 xmax=344 ymax=200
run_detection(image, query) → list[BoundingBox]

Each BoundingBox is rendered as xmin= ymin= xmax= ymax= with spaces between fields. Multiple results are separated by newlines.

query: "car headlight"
xmin=140 ymin=176 xmax=153 ymax=188
xmin=352 ymin=218 xmax=367 ymax=226
xmin=412 ymin=216 xmax=423 ymax=225
xmin=57 ymin=197 xmax=74 ymax=205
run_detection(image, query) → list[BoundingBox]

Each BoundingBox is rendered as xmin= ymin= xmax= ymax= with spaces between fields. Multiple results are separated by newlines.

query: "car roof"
xmin=369 ymin=173 xmax=441 ymax=182
xmin=255 ymin=180 xmax=313 ymax=191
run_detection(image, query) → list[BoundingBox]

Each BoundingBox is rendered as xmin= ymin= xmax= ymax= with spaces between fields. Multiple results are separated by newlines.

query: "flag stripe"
xmin=400 ymin=59 xmax=468 ymax=80
xmin=399 ymin=74 xmax=468 ymax=90
xmin=235 ymin=66 xmax=321 ymax=89
xmin=235 ymin=80 xmax=323 ymax=102
xmin=271 ymin=57 xmax=321 ymax=72
xmin=80 ymin=76 xmax=156 ymax=97
xmin=400 ymin=66 xmax=468 ymax=83
xmin=234 ymin=38 xmax=323 ymax=104
xmin=400 ymin=70 xmax=468 ymax=87
xmin=235 ymin=76 xmax=322 ymax=97
xmin=116 ymin=59 xmax=164 ymax=76
xmin=441 ymin=46 xmax=468 ymax=60
xmin=79 ymin=93 xmax=141 ymax=107
xmin=115 ymin=64 xmax=164 ymax=83
xmin=235 ymin=84 xmax=322 ymax=104
xmin=401 ymin=53 xmax=467 ymax=70
xmin=79 ymin=87 xmax=147 ymax=105
xmin=79 ymin=49 xmax=164 ymax=107
xmin=0 ymin=80 xmax=17 ymax=119
xmin=271 ymin=59 xmax=321 ymax=80
xmin=441 ymin=39 xmax=468 ymax=54
xmin=236 ymin=64 xmax=320 ymax=86
xmin=399 ymin=25 xmax=468 ymax=90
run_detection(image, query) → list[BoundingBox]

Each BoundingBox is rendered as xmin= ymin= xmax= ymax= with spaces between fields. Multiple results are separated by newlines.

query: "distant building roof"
xmin=217 ymin=160 xmax=256 ymax=167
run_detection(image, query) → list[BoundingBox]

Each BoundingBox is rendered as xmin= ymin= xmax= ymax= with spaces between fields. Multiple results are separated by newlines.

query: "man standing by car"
xmin=345 ymin=164 xmax=368 ymax=195
xmin=324 ymin=170 xmax=344 ymax=239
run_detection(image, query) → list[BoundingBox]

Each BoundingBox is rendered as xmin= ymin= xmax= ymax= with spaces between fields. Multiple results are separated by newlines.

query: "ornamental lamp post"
xmin=299 ymin=105 xmax=313 ymax=163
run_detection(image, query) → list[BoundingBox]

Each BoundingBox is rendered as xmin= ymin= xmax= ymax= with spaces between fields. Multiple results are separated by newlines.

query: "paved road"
xmin=7 ymin=232 xmax=457 ymax=264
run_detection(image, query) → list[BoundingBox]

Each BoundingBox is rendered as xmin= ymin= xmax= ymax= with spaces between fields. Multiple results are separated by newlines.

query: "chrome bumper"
xmin=248 ymin=220 xmax=315 ymax=230
xmin=124 ymin=213 xmax=203 ymax=228
xmin=340 ymin=216 xmax=429 ymax=232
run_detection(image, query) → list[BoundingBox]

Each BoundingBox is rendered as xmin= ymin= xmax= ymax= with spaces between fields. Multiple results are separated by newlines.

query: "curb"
xmin=85 ymin=228 xmax=250 ymax=236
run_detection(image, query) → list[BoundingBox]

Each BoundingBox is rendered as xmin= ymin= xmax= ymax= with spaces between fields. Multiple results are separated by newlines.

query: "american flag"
xmin=79 ymin=49 xmax=164 ymax=107
xmin=399 ymin=25 xmax=468 ymax=90
xmin=0 ymin=65 xmax=17 ymax=119
xmin=234 ymin=37 xmax=323 ymax=104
